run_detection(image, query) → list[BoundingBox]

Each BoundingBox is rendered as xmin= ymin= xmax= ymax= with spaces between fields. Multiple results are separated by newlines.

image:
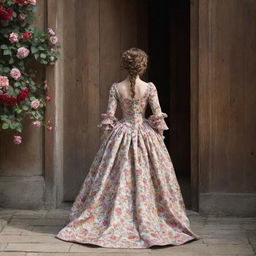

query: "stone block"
xmin=0 ymin=176 xmax=45 ymax=209
xmin=200 ymin=193 xmax=256 ymax=217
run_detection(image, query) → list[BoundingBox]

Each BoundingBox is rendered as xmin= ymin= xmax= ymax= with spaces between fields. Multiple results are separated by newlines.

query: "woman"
xmin=56 ymin=48 xmax=200 ymax=248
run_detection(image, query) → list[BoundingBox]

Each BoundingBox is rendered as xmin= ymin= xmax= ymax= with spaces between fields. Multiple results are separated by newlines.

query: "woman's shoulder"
xmin=114 ymin=79 xmax=153 ymax=87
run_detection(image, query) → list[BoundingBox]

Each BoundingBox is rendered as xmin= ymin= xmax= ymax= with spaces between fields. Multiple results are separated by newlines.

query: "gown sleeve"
xmin=147 ymin=82 xmax=169 ymax=139
xmin=97 ymin=83 xmax=118 ymax=131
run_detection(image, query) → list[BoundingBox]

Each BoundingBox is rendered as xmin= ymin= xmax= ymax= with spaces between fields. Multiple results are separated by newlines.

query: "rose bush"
xmin=0 ymin=0 xmax=60 ymax=144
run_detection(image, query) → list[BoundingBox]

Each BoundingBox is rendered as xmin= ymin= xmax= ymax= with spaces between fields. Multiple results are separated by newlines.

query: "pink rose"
xmin=47 ymin=28 xmax=55 ymax=35
xmin=0 ymin=76 xmax=9 ymax=90
xmin=49 ymin=36 xmax=58 ymax=45
xmin=16 ymin=47 xmax=30 ymax=59
xmin=45 ymin=95 xmax=51 ymax=101
xmin=13 ymin=135 xmax=22 ymax=144
xmin=32 ymin=120 xmax=41 ymax=127
xmin=9 ymin=32 xmax=19 ymax=43
xmin=18 ymin=13 xmax=26 ymax=21
xmin=31 ymin=99 xmax=40 ymax=109
xmin=28 ymin=0 xmax=36 ymax=5
xmin=47 ymin=125 xmax=53 ymax=131
xmin=10 ymin=68 xmax=21 ymax=80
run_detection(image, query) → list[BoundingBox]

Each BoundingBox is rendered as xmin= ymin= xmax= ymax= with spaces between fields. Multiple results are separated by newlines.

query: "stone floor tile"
xmin=0 ymin=243 xmax=8 ymax=251
xmin=0 ymin=209 xmax=17 ymax=216
xmin=0 ymin=219 xmax=7 ymax=232
xmin=44 ymin=210 xmax=70 ymax=219
xmin=203 ymin=224 xmax=242 ymax=230
xmin=28 ymin=225 xmax=62 ymax=235
xmin=9 ymin=218 xmax=66 ymax=226
xmin=151 ymin=252 xmax=207 ymax=256
xmin=27 ymin=253 xmax=151 ymax=256
xmin=151 ymin=243 xmax=209 ymax=254
xmin=0 ymin=235 xmax=64 ymax=244
xmin=69 ymin=243 xmax=151 ymax=253
xmin=241 ymin=223 xmax=256 ymax=231
xmin=4 ymin=243 xmax=71 ymax=253
xmin=0 ymin=209 xmax=254 ymax=256
xmin=202 ymin=237 xmax=249 ymax=245
xmin=1 ymin=225 xmax=33 ymax=235
xmin=197 ymin=228 xmax=248 ymax=238
xmin=0 ymin=253 xmax=26 ymax=256
xmin=206 ymin=244 xmax=254 ymax=254
xmin=189 ymin=215 xmax=207 ymax=223
xmin=12 ymin=210 xmax=47 ymax=219
xmin=247 ymin=230 xmax=256 ymax=245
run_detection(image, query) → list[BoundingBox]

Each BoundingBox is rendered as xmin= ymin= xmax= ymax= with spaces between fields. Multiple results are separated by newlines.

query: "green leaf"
xmin=0 ymin=115 xmax=8 ymax=121
xmin=2 ymin=123 xmax=9 ymax=129
xmin=31 ymin=46 xmax=38 ymax=54
xmin=14 ymin=82 xmax=21 ymax=87
xmin=7 ymin=86 xmax=14 ymax=96
xmin=0 ymin=44 xmax=8 ymax=49
xmin=22 ymin=105 xmax=29 ymax=111
xmin=3 ymin=49 xmax=12 ymax=56
xmin=15 ymin=108 xmax=22 ymax=114
xmin=40 ymin=53 xmax=46 ymax=59
xmin=9 ymin=57 xmax=14 ymax=64
xmin=15 ymin=88 xmax=20 ymax=94
xmin=9 ymin=122 xmax=15 ymax=129
xmin=3 ymin=67 xmax=10 ymax=73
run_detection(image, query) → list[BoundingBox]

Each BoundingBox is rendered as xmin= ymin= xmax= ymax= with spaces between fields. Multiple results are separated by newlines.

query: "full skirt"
xmin=56 ymin=118 xmax=200 ymax=248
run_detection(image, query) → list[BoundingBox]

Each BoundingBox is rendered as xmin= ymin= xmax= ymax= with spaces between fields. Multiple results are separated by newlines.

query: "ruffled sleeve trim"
xmin=97 ymin=113 xmax=118 ymax=130
xmin=148 ymin=112 xmax=169 ymax=139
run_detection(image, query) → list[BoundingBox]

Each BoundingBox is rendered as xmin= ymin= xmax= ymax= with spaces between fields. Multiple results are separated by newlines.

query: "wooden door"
xmin=60 ymin=0 xmax=193 ymax=206
xmin=61 ymin=0 xmax=148 ymax=201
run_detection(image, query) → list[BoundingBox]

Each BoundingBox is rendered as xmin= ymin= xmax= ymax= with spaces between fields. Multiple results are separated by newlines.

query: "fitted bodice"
xmin=97 ymin=81 xmax=169 ymax=138
xmin=114 ymin=82 xmax=149 ymax=127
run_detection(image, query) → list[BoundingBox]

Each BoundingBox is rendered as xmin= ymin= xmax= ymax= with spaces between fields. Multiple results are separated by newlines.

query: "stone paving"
xmin=0 ymin=208 xmax=255 ymax=256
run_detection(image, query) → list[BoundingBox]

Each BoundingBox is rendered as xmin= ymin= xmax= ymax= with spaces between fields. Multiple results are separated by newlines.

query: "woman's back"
xmin=116 ymin=79 xmax=149 ymax=101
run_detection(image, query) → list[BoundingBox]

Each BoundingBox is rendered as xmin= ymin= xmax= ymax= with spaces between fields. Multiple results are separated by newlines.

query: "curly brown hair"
xmin=121 ymin=48 xmax=148 ymax=99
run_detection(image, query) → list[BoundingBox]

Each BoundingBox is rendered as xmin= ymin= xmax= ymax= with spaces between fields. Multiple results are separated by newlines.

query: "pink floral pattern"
xmin=56 ymin=81 xmax=200 ymax=248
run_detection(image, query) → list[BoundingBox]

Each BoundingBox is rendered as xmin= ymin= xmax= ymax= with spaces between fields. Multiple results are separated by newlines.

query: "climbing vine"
xmin=0 ymin=0 xmax=60 ymax=144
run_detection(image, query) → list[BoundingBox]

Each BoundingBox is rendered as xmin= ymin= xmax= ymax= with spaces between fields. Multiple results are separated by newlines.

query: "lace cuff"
xmin=97 ymin=113 xmax=118 ymax=130
xmin=148 ymin=113 xmax=169 ymax=139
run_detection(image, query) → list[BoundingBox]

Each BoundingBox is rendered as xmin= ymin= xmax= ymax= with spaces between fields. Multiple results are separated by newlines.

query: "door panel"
xmin=62 ymin=0 xmax=148 ymax=201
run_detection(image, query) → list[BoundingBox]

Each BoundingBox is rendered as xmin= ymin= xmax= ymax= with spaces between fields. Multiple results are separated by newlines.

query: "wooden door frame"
xmin=44 ymin=0 xmax=65 ymax=209
xmin=190 ymin=0 xmax=199 ymax=211
xmin=44 ymin=0 xmax=200 ymax=210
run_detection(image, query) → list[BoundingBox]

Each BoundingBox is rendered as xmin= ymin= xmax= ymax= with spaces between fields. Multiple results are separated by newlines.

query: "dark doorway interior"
xmin=147 ymin=0 xmax=191 ymax=208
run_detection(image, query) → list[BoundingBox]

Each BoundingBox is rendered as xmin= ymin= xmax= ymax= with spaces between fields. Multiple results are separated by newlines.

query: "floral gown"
xmin=56 ymin=81 xmax=200 ymax=248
